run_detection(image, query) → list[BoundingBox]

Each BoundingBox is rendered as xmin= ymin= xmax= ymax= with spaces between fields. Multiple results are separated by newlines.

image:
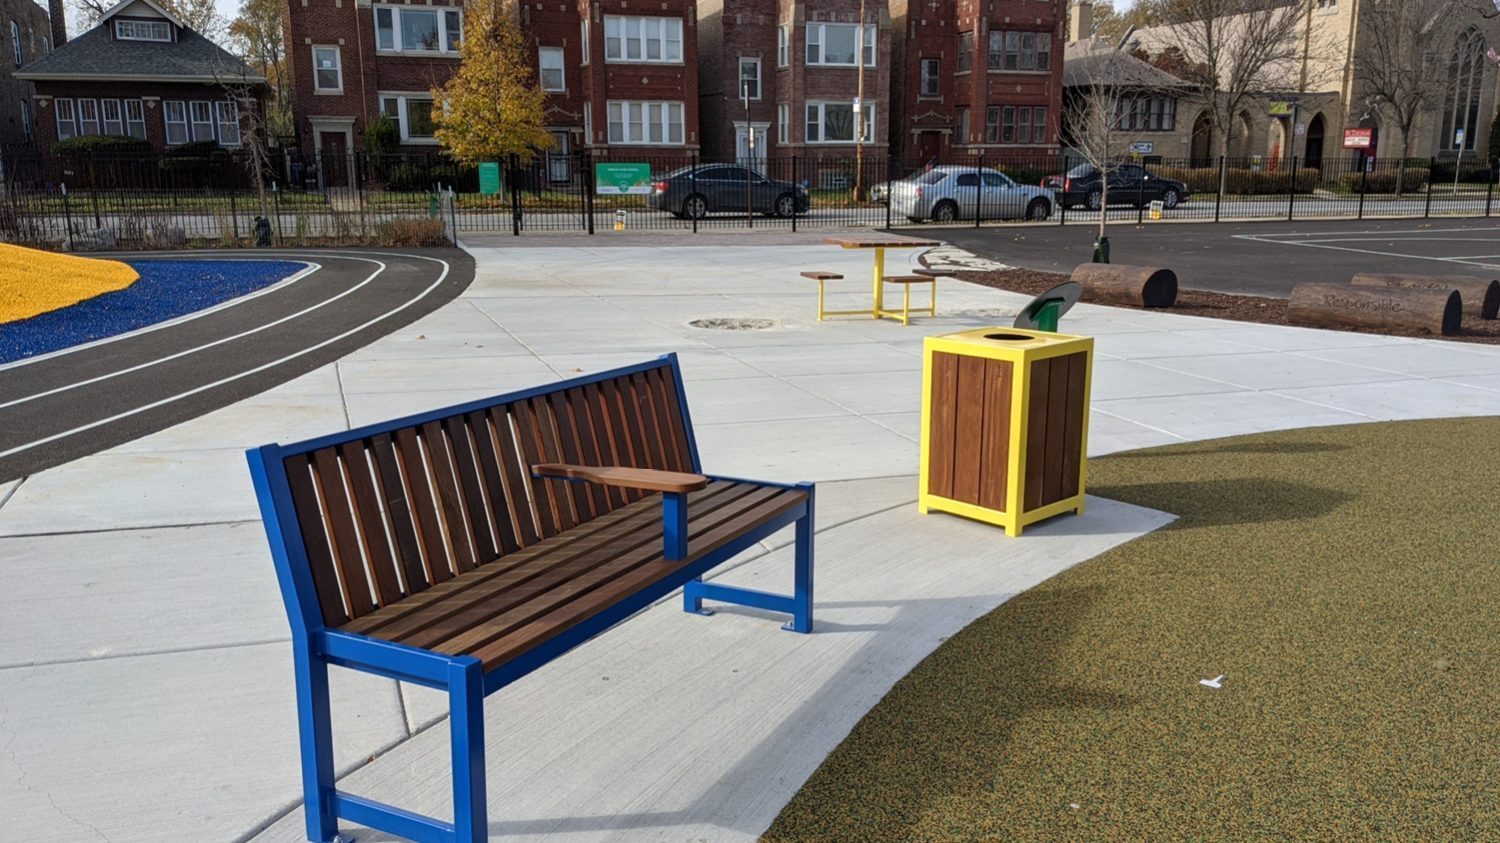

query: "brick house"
xmin=889 ymin=0 xmax=1064 ymax=166
xmin=698 ymin=0 xmax=892 ymax=172
xmin=15 ymin=0 xmax=266 ymax=154
xmin=0 ymin=0 xmax=53 ymax=150
xmin=283 ymin=0 xmax=702 ymax=184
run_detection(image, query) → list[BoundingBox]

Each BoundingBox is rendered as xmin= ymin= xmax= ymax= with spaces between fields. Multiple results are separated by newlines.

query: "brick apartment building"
xmin=889 ymin=0 xmax=1063 ymax=165
xmin=698 ymin=0 xmax=891 ymax=170
xmin=0 ymin=0 xmax=52 ymax=150
xmin=17 ymin=0 xmax=266 ymax=155
xmin=284 ymin=0 xmax=701 ymax=184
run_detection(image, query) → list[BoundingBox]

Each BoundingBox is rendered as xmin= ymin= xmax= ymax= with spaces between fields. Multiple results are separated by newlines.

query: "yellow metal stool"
xmin=880 ymin=273 xmax=938 ymax=326
xmin=801 ymin=270 xmax=864 ymax=321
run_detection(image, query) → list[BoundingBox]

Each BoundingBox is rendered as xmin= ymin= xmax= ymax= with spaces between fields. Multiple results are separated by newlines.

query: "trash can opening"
xmin=982 ymin=332 xmax=1035 ymax=342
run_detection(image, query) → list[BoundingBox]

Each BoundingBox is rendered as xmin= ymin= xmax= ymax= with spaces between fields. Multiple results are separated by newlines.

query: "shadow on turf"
xmin=1088 ymin=477 xmax=1353 ymax=528
xmin=1106 ymin=440 xmax=1351 ymax=458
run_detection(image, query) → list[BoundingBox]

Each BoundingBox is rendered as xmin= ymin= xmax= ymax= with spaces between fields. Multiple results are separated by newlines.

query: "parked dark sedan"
xmin=1053 ymin=163 xmax=1190 ymax=211
xmin=646 ymin=164 xmax=810 ymax=218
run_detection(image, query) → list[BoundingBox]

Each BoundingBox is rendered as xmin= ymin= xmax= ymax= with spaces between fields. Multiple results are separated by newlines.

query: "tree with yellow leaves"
xmin=431 ymin=0 xmax=552 ymax=165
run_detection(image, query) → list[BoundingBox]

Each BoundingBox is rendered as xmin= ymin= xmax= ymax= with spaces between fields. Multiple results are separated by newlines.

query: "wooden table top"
xmin=823 ymin=236 xmax=942 ymax=249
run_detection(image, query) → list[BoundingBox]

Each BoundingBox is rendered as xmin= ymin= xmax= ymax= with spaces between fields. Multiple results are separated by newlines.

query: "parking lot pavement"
xmin=2 ymin=240 xmax=1498 ymax=842
xmin=918 ymin=218 xmax=1500 ymax=298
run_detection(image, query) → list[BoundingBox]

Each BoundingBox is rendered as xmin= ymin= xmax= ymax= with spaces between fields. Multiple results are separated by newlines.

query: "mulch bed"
xmin=945 ymin=266 xmax=1500 ymax=345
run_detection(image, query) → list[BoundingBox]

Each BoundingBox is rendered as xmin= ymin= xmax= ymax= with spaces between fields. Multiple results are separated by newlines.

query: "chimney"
xmin=1070 ymin=0 xmax=1093 ymax=42
xmin=48 ymin=0 xmax=67 ymax=46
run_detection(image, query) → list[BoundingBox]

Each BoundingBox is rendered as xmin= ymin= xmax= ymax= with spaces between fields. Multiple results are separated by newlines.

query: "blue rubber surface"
xmin=0 ymin=259 xmax=304 ymax=364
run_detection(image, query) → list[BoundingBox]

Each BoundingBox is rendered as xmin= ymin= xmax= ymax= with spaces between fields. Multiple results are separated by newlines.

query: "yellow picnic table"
xmin=822 ymin=235 xmax=942 ymax=323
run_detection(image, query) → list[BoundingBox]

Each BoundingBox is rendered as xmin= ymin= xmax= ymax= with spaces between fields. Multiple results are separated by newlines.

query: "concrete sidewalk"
xmin=2 ymin=239 xmax=1498 ymax=842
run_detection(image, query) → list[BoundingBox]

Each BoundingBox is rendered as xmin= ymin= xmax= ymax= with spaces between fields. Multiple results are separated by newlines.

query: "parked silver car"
xmin=889 ymin=166 xmax=1054 ymax=222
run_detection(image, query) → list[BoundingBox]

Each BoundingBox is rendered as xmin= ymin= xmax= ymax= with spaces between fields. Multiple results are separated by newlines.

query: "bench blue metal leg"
xmin=449 ymin=657 xmax=487 ymax=843
xmin=682 ymin=485 xmax=815 ymax=633
xmin=787 ymin=483 xmax=816 ymax=634
xmin=293 ymin=641 xmax=339 ymax=843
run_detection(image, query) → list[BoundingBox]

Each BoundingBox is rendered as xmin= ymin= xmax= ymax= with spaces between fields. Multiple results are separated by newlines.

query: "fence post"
xmin=355 ymin=156 xmax=367 ymax=239
xmin=449 ymin=185 xmax=459 ymax=243
xmin=1136 ymin=171 xmax=1145 ymax=225
xmin=272 ymin=181 xmax=282 ymax=246
xmin=1358 ymin=158 xmax=1367 ymax=219
xmin=1423 ymin=157 xmax=1434 ymax=218
xmin=792 ymin=156 xmax=800 ymax=233
xmin=230 ymin=189 xmax=240 ymax=241
xmin=1059 ymin=155 xmax=1067 ymax=226
xmin=885 ymin=156 xmax=892 ymax=230
xmin=1214 ymin=156 xmax=1224 ymax=223
xmin=1486 ymin=158 xmax=1496 ymax=218
xmin=974 ymin=155 xmax=982 ymax=228
xmin=61 ymin=182 xmax=74 ymax=251
xmin=584 ymin=152 xmax=595 ymax=234
xmin=691 ymin=151 xmax=699 ymax=235
xmin=1286 ymin=155 xmax=1297 ymax=221
xmin=510 ymin=154 xmax=522 ymax=236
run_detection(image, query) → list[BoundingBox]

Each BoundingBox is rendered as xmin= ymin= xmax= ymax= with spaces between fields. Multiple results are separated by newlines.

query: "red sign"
xmin=1343 ymin=128 xmax=1374 ymax=149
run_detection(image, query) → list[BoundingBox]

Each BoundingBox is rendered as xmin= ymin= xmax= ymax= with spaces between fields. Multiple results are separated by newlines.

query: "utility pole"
xmin=853 ymin=0 xmax=866 ymax=202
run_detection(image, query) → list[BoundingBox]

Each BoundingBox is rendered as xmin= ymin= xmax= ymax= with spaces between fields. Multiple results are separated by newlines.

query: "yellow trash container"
xmin=918 ymin=327 xmax=1094 ymax=535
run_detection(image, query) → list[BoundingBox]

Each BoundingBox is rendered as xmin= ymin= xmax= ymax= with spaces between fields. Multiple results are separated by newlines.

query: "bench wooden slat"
xmin=430 ymin=484 xmax=788 ymax=659
xmin=341 ymin=480 xmax=740 ymax=637
xmin=339 ymin=440 xmax=404 ymax=606
xmin=581 ymin=382 xmax=629 ymax=507
xmin=600 ymin=377 xmax=646 ymax=499
xmin=284 ymin=453 xmax=353 ymax=626
xmin=371 ymin=433 xmax=430 ymax=595
xmin=533 ymin=396 xmax=582 ymax=530
xmin=312 ymin=448 xmax=378 ymax=618
xmin=546 ymin=391 xmax=597 ymax=521
xmin=510 ymin=399 xmax=563 ymax=537
xmin=445 ymin=416 xmax=498 ymax=565
xmin=423 ymin=420 xmax=478 ymax=575
xmin=394 ymin=426 xmax=453 ymax=584
xmin=629 ymin=371 xmax=669 ymax=472
xmin=488 ymin=406 xmax=543 ymax=547
xmin=468 ymin=410 xmax=522 ymax=556
xmin=563 ymin=387 xmax=612 ymax=516
xmin=465 ymin=487 xmax=808 ymax=669
xmin=649 ymin=366 xmax=693 ymax=472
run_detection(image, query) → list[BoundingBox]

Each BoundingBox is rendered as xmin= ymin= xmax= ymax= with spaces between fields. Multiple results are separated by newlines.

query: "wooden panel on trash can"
xmin=951 ymin=355 xmax=987 ymax=504
xmin=1024 ymin=357 xmax=1053 ymax=512
xmin=927 ymin=351 xmax=959 ymax=499
xmin=1042 ymin=356 xmax=1069 ymax=505
xmin=978 ymin=358 xmax=1013 ymax=511
xmin=1059 ymin=353 xmax=1088 ymax=500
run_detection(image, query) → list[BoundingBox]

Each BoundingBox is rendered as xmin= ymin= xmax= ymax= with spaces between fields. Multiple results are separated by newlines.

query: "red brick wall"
xmin=32 ymin=80 xmax=262 ymax=153
xmin=769 ymin=0 xmax=893 ymax=164
xmin=578 ymin=0 xmax=702 ymax=154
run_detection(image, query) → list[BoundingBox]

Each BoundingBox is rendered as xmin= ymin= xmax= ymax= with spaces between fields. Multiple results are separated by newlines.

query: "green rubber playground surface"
xmin=765 ymin=417 xmax=1500 ymax=841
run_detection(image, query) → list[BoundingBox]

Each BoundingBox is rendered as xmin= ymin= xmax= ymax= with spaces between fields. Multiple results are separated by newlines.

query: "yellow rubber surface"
xmin=0 ymin=244 xmax=141 ymax=324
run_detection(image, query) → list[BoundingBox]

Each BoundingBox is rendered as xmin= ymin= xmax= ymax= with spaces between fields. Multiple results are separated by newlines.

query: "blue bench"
xmin=246 ymin=355 xmax=815 ymax=843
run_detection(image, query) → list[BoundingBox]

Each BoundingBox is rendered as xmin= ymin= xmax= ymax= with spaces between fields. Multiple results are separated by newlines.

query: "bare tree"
xmin=1353 ymin=0 xmax=1453 ymax=193
xmin=229 ymin=0 xmax=291 ymax=138
xmin=1155 ymin=0 xmax=1306 ymax=161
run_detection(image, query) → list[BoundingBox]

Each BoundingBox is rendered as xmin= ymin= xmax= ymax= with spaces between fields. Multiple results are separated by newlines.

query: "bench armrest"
xmin=532 ymin=463 xmax=709 ymax=494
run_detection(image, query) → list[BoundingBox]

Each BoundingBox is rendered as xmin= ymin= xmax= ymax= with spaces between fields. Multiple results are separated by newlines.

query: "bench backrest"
xmin=248 ymin=356 xmax=698 ymax=630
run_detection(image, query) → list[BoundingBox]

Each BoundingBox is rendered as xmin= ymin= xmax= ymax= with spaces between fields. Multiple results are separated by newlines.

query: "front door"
xmin=318 ymin=131 xmax=348 ymax=187
xmin=735 ymin=126 xmax=768 ymax=168
xmin=915 ymin=131 xmax=939 ymax=166
xmin=546 ymin=130 xmax=572 ymax=184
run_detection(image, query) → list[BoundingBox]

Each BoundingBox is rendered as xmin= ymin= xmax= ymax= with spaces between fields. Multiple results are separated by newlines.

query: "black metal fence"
xmin=1 ymin=148 xmax=1496 ymax=248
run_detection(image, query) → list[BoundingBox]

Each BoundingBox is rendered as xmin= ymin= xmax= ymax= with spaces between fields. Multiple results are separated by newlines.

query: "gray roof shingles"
xmin=16 ymin=23 xmax=263 ymax=82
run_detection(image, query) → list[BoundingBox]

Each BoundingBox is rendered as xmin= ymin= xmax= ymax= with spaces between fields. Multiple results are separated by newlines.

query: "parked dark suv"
xmin=1054 ymin=163 xmax=1190 ymax=211
xmin=645 ymin=164 xmax=810 ymax=219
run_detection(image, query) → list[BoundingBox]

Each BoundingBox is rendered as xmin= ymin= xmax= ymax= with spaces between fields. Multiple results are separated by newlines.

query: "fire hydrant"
xmin=614 ymin=209 xmax=627 ymax=231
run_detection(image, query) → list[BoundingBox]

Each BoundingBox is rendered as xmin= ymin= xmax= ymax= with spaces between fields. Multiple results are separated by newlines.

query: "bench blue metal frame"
xmin=246 ymin=354 xmax=814 ymax=843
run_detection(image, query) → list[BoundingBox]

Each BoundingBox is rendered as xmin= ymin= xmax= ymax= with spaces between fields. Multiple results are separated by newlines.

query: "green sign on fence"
xmin=595 ymin=162 xmax=653 ymax=195
xmin=478 ymin=162 xmax=502 ymax=196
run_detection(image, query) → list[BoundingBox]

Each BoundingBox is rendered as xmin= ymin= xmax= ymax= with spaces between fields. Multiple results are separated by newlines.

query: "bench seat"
xmin=340 ymin=479 xmax=807 ymax=670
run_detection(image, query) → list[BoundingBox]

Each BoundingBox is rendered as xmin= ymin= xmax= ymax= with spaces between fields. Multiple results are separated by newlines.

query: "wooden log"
xmin=1349 ymin=273 xmax=1499 ymax=320
xmin=1288 ymin=283 xmax=1461 ymax=336
xmin=1071 ymin=263 xmax=1178 ymax=308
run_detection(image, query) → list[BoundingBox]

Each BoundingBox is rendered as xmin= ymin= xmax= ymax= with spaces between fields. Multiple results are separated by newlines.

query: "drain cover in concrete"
xmin=688 ymin=317 xmax=777 ymax=331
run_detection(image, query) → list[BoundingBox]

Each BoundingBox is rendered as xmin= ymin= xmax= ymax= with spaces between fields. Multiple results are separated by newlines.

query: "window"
xmin=988 ymin=30 xmax=1051 ymax=71
xmin=77 ymin=98 xmax=99 ymax=135
xmin=603 ymin=16 xmax=683 ymax=63
xmin=125 ymin=99 xmax=146 ymax=139
xmin=380 ymin=94 xmax=439 ymax=142
xmin=804 ymin=101 xmax=873 ymax=143
xmin=312 ymin=45 xmax=342 ymax=92
xmin=163 ymin=100 xmax=188 ymax=145
xmin=778 ymin=103 xmax=789 ymax=143
xmin=920 ymin=58 xmax=940 ymax=97
xmin=777 ymin=24 xmax=789 ymax=67
xmin=114 ymin=19 xmax=172 ymax=42
xmin=373 ymin=5 xmax=461 ymax=53
xmin=738 ymin=57 xmax=760 ymax=100
xmin=54 ymin=97 xmax=76 ymax=140
xmin=1113 ymin=96 xmax=1174 ymax=131
xmin=580 ymin=20 xmax=589 ymax=64
xmin=956 ymin=106 xmax=969 ymax=144
xmin=19 ymin=99 xmax=30 ymax=140
xmin=957 ymin=31 xmax=973 ymax=73
xmin=216 ymin=101 xmax=241 ymax=146
xmin=985 ymin=105 xmax=1001 ymax=143
xmin=805 ymin=23 xmax=874 ymax=66
xmin=189 ymin=101 xmax=213 ymax=141
xmin=539 ymin=46 xmax=565 ymax=91
xmin=101 ymin=99 xmax=122 ymax=135
xmin=605 ymin=100 xmax=683 ymax=144
xmin=1442 ymin=27 xmax=1485 ymax=151
xmin=10 ymin=20 xmax=19 ymax=66
xmin=1034 ymin=106 xmax=1048 ymax=143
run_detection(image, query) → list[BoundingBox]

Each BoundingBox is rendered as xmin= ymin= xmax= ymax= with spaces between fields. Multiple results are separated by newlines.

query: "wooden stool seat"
xmin=883 ymin=274 xmax=933 ymax=284
xmin=800 ymin=271 xmax=844 ymax=281
xmin=912 ymin=268 xmax=944 ymax=278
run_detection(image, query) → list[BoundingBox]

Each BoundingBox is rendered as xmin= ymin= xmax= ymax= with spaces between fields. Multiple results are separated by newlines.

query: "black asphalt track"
xmin=912 ymin=218 xmax=1500 ymax=297
xmin=0 ymin=247 xmax=474 ymax=482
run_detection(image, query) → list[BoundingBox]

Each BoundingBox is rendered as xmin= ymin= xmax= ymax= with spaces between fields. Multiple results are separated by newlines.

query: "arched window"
xmin=1441 ymin=28 xmax=1486 ymax=151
